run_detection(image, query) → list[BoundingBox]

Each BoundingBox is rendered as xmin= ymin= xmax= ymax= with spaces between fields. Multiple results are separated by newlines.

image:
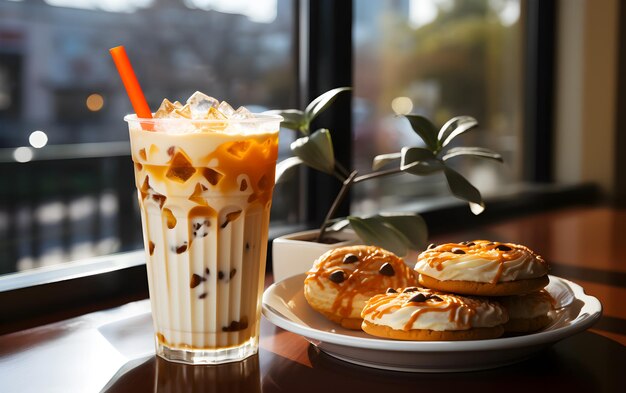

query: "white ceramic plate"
xmin=262 ymin=274 xmax=602 ymax=372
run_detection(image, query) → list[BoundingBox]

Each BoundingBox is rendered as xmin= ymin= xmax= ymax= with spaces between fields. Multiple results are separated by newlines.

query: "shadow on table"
xmin=101 ymin=354 xmax=261 ymax=393
xmin=261 ymin=332 xmax=625 ymax=393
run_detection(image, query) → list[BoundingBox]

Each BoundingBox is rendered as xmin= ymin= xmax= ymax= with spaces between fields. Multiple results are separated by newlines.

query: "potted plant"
xmin=270 ymin=88 xmax=502 ymax=281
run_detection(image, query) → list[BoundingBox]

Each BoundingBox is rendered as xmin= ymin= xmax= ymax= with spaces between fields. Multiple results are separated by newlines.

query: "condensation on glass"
xmin=352 ymin=0 xmax=522 ymax=214
xmin=0 ymin=0 xmax=297 ymax=275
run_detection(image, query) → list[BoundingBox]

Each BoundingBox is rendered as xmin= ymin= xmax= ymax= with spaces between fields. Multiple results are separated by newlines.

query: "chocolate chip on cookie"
xmin=407 ymin=293 xmax=428 ymax=303
xmin=379 ymin=262 xmax=395 ymax=276
xmin=329 ymin=270 xmax=346 ymax=284
xmin=342 ymin=254 xmax=359 ymax=264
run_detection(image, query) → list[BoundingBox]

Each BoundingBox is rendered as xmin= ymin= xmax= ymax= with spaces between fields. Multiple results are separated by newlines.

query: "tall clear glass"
xmin=125 ymin=114 xmax=282 ymax=364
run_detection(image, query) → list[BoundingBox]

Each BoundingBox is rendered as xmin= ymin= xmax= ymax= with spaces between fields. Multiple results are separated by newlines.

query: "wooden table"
xmin=1 ymin=206 xmax=625 ymax=392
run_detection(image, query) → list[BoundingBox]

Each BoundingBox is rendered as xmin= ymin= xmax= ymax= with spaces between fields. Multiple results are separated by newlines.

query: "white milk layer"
xmin=140 ymin=195 xmax=268 ymax=349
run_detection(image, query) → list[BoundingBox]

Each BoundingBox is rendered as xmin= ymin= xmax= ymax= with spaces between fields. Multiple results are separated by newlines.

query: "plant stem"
xmin=335 ymin=161 xmax=351 ymax=178
xmin=332 ymin=172 xmax=347 ymax=182
xmin=353 ymin=167 xmax=404 ymax=183
xmin=317 ymin=170 xmax=358 ymax=243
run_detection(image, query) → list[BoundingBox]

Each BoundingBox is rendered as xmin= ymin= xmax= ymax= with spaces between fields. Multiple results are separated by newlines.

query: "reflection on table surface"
xmin=0 ymin=206 xmax=625 ymax=393
xmin=262 ymin=334 xmax=625 ymax=393
xmin=99 ymin=329 xmax=625 ymax=393
xmin=102 ymin=355 xmax=261 ymax=393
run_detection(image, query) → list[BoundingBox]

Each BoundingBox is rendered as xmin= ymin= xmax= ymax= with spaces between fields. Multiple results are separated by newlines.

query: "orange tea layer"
xmin=362 ymin=288 xmax=508 ymax=331
xmin=130 ymin=128 xmax=278 ymax=206
xmin=129 ymin=126 xmax=278 ymax=351
xmin=414 ymin=240 xmax=548 ymax=284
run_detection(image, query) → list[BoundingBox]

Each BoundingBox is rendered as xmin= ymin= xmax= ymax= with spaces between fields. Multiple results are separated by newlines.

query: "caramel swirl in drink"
xmin=126 ymin=92 xmax=281 ymax=364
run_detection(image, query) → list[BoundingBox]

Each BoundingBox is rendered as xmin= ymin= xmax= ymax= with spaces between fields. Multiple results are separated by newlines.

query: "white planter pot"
xmin=271 ymin=229 xmax=360 ymax=283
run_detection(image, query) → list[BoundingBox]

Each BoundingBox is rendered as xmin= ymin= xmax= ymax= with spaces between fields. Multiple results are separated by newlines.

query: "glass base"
xmin=156 ymin=336 xmax=258 ymax=365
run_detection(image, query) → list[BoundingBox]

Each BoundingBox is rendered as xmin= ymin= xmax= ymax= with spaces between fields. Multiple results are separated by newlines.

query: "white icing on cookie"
xmin=362 ymin=288 xmax=508 ymax=331
xmin=414 ymin=240 xmax=548 ymax=284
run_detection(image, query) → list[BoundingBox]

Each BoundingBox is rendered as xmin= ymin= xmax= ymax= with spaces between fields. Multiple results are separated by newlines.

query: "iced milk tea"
xmin=126 ymin=93 xmax=281 ymax=364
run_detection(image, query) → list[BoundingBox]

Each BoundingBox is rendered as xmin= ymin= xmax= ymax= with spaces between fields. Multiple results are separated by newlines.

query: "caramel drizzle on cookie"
xmin=305 ymin=246 xmax=418 ymax=318
xmin=363 ymin=291 xmax=482 ymax=331
xmin=419 ymin=240 xmax=546 ymax=284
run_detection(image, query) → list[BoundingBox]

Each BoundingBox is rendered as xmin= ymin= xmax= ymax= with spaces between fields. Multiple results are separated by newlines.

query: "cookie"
xmin=418 ymin=274 xmax=549 ymax=297
xmin=361 ymin=287 xmax=508 ymax=340
xmin=304 ymin=246 xmax=418 ymax=330
xmin=499 ymin=290 xmax=555 ymax=333
xmin=415 ymin=240 xmax=549 ymax=296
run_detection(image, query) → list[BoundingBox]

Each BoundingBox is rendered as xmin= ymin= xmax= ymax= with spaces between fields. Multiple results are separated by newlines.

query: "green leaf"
xmin=372 ymin=152 xmax=401 ymax=171
xmin=400 ymin=147 xmax=443 ymax=175
xmin=441 ymin=147 xmax=503 ymax=162
xmin=402 ymin=161 xmax=445 ymax=175
xmin=377 ymin=213 xmax=428 ymax=250
xmin=437 ymin=116 xmax=478 ymax=147
xmin=404 ymin=115 xmax=439 ymax=151
xmin=443 ymin=166 xmax=485 ymax=215
xmin=400 ymin=147 xmax=437 ymax=164
xmin=328 ymin=218 xmax=350 ymax=232
xmin=347 ymin=216 xmax=410 ymax=256
xmin=290 ymin=128 xmax=335 ymax=175
xmin=266 ymin=109 xmax=308 ymax=135
xmin=275 ymin=157 xmax=303 ymax=184
xmin=304 ymin=87 xmax=351 ymax=123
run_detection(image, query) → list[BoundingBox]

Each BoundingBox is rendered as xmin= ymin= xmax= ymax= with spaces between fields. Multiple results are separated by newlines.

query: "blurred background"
xmin=0 ymin=0 xmax=622 ymax=276
xmin=0 ymin=0 xmax=298 ymax=274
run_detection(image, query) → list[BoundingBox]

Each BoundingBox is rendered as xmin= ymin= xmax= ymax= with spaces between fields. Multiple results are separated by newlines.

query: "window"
xmin=352 ymin=0 xmax=523 ymax=214
xmin=0 ymin=0 xmax=297 ymax=275
xmin=1 ymin=0 xmax=568 ymax=328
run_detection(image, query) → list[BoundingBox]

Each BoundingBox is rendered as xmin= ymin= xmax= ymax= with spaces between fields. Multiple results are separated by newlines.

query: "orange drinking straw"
xmin=109 ymin=46 xmax=153 ymax=128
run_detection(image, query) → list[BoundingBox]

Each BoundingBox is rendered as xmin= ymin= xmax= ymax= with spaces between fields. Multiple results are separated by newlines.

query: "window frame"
xmin=523 ymin=0 xmax=557 ymax=183
xmin=300 ymin=0 xmax=353 ymax=226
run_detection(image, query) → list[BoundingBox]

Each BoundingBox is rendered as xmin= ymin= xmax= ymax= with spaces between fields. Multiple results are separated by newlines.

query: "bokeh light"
xmin=86 ymin=93 xmax=104 ymax=111
xmin=391 ymin=96 xmax=414 ymax=115
xmin=29 ymin=130 xmax=48 ymax=148
xmin=13 ymin=147 xmax=34 ymax=163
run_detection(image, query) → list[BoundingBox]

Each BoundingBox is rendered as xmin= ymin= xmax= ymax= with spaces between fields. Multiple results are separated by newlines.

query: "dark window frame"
xmin=1 ymin=0 xmax=596 ymax=332
xmin=615 ymin=0 xmax=626 ymax=206
xmin=523 ymin=0 xmax=556 ymax=183
xmin=301 ymin=0 xmax=353 ymax=227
